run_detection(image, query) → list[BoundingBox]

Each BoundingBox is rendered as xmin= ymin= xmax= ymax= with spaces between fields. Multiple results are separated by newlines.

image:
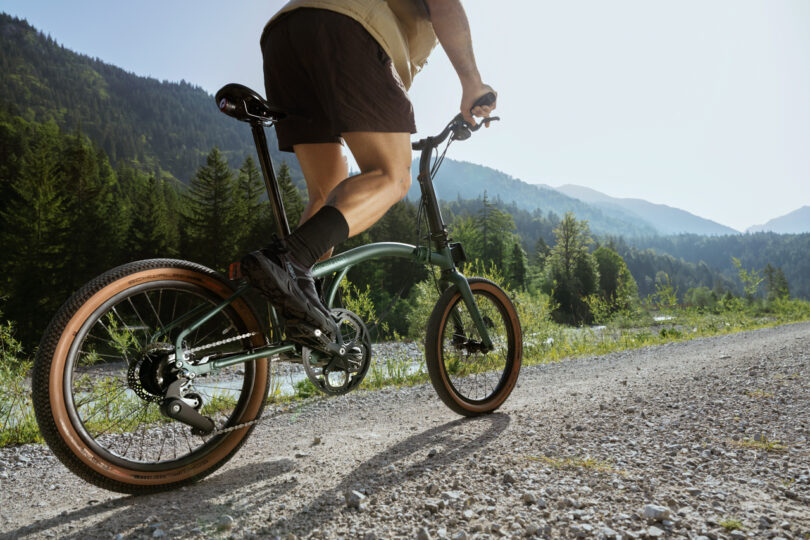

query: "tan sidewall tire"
xmin=46 ymin=266 xmax=267 ymax=488
xmin=426 ymin=279 xmax=522 ymax=416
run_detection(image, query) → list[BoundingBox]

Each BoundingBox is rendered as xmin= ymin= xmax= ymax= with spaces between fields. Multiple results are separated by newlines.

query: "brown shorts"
xmin=261 ymin=8 xmax=417 ymax=153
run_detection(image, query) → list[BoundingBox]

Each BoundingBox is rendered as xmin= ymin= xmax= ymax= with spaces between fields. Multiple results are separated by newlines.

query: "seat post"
xmin=250 ymin=123 xmax=291 ymax=238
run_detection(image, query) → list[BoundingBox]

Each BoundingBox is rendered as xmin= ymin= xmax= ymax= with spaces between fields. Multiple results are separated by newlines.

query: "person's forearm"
xmin=425 ymin=0 xmax=482 ymax=87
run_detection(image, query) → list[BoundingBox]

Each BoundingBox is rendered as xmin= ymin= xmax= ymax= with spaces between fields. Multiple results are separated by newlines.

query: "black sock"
xmin=285 ymin=205 xmax=349 ymax=268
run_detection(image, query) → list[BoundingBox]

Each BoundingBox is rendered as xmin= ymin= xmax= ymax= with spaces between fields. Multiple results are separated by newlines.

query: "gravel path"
xmin=1 ymin=323 xmax=808 ymax=540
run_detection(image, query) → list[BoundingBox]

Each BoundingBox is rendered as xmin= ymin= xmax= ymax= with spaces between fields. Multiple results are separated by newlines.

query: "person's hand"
xmin=461 ymin=83 xmax=497 ymax=126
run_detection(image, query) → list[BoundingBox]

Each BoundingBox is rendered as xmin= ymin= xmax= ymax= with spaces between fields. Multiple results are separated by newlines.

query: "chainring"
xmin=302 ymin=308 xmax=371 ymax=396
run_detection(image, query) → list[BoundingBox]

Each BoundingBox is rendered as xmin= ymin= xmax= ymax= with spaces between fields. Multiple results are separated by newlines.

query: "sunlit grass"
xmin=528 ymin=454 xmax=626 ymax=475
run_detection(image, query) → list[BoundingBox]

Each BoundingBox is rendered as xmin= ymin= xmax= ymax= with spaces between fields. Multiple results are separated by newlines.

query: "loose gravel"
xmin=1 ymin=323 xmax=808 ymax=539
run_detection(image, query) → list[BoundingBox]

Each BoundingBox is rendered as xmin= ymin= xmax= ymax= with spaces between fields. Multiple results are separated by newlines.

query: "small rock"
xmin=363 ymin=533 xmax=377 ymax=540
xmin=522 ymin=492 xmax=538 ymax=505
xmin=643 ymin=504 xmax=671 ymax=522
xmin=152 ymin=529 xmax=167 ymax=538
xmin=451 ymin=532 xmax=467 ymax=540
xmin=416 ymin=527 xmax=432 ymax=540
xmin=524 ymin=523 xmax=539 ymax=536
xmin=601 ymin=526 xmax=619 ymax=539
xmin=312 ymin=436 xmax=322 ymax=446
xmin=647 ymin=526 xmax=665 ymax=538
xmin=345 ymin=490 xmax=368 ymax=510
xmin=426 ymin=483 xmax=440 ymax=496
xmin=729 ymin=530 xmax=746 ymax=539
xmin=503 ymin=471 xmax=517 ymax=484
xmin=216 ymin=515 xmax=235 ymax=531
xmin=462 ymin=509 xmax=475 ymax=521
xmin=441 ymin=490 xmax=463 ymax=501
xmin=427 ymin=448 xmax=438 ymax=458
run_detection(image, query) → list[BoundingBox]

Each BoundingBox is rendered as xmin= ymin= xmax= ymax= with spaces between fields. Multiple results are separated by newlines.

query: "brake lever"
xmin=450 ymin=116 xmax=500 ymax=142
xmin=470 ymin=116 xmax=500 ymax=132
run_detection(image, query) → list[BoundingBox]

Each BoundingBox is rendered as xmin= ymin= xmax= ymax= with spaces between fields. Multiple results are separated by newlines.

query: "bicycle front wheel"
xmin=425 ymin=277 xmax=522 ymax=416
xmin=32 ymin=259 xmax=269 ymax=494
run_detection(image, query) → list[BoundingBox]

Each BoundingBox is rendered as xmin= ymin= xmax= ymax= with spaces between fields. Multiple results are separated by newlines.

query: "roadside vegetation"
xmin=2 ymin=215 xmax=809 ymax=447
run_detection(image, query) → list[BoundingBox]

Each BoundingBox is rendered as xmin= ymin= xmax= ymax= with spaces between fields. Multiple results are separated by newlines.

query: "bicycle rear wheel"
xmin=425 ymin=277 xmax=522 ymax=416
xmin=32 ymin=259 xmax=269 ymax=494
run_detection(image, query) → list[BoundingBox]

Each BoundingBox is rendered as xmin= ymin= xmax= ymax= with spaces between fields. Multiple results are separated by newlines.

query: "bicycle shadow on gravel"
xmin=265 ymin=413 xmax=511 ymax=537
xmin=0 ymin=458 xmax=296 ymax=540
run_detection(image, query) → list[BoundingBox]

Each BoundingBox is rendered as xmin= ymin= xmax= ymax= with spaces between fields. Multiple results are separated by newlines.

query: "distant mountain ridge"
xmin=553 ymin=184 xmax=740 ymax=236
xmin=747 ymin=206 xmax=810 ymax=234
xmin=407 ymin=160 xmax=660 ymax=237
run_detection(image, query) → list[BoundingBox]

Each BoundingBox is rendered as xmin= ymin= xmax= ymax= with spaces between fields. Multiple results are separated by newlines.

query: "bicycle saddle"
xmin=215 ymin=83 xmax=287 ymax=124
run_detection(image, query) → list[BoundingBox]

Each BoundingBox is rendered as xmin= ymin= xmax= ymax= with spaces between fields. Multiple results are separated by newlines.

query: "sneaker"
xmin=240 ymin=241 xmax=335 ymax=336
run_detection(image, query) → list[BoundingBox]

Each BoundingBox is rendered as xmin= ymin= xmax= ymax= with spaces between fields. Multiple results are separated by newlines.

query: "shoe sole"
xmin=241 ymin=251 xmax=335 ymax=335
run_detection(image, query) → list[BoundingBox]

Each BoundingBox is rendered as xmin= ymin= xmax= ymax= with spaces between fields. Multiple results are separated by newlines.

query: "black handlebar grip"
xmin=471 ymin=92 xmax=497 ymax=113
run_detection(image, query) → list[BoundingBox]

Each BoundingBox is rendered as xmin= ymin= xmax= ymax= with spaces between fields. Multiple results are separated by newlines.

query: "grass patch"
xmin=719 ymin=518 xmax=745 ymax=531
xmin=728 ymin=435 xmax=787 ymax=453
xmin=528 ymin=454 xmax=626 ymax=475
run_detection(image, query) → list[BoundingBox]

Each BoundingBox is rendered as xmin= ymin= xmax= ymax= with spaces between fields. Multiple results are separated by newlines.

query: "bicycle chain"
xmin=204 ymin=356 xmax=294 ymax=436
xmin=183 ymin=332 xmax=286 ymax=436
xmin=184 ymin=331 xmax=258 ymax=357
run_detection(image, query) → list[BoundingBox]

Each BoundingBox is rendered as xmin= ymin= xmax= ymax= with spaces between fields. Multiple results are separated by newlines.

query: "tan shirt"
xmin=267 ymin=0 xmax=438 ymax=89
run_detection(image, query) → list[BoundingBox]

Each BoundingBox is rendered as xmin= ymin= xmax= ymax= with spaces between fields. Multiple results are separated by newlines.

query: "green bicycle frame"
xmin=170 ymin=122 xmax=493 ymax=376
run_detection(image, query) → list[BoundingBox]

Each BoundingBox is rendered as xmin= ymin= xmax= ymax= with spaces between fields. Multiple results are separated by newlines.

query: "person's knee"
xmin=398 ymin=168 xmax=412 ymax=200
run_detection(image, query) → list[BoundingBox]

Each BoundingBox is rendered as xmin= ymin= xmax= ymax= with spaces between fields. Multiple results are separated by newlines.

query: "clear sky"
xmin=3 ymin=0 xmax=809 ymax=232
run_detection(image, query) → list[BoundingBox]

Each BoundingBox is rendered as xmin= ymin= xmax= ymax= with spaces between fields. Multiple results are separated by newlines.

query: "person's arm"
xmin=424 ymin=0 xmax=496 ymax=125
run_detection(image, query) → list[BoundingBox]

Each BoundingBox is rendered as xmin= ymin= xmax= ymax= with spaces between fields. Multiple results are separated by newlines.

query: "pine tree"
xmin=0 ymin=127 xmax=71 ymax=343
xmin=507 ymin=241 xmax=528 ymax=290
xmin=128 ymin=174 xmax=176 ymax=259
xmin=277 ymin=162 xmax=304 ymax=228
xmin=233 ymin=156 xmax=271 ymax=253
xmin=184 ymin=147 xmax=239 ymax=270
xmin=763 ymin=264 xmax=790 ymax=300
xmin=475 ymin=192 xmax=515 ymax=269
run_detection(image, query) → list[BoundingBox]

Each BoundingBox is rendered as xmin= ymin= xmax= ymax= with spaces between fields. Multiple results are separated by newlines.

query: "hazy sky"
xmin=3 ymin=0 xmax=809 ymax=232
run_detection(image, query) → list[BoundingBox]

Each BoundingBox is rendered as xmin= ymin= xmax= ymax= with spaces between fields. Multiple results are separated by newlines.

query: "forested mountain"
xmin=408 ymin=160 xmax=659 ymax=237
xmin=628 ymin=233 xmax=810 ymax=300
xmin=747 ymin=206 xmax=810 ymax=234
xmin=555 ymin=184 xmax=740 ymax=236
xmin=0 ymin=13 xmax=301 ymax=184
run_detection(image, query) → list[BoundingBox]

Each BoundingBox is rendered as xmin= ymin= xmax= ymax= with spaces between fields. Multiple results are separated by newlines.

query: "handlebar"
xmin=411 ymin=114 xmax=499 ymax=151
xmin=412 ymin=92 xmax=499 ymax=152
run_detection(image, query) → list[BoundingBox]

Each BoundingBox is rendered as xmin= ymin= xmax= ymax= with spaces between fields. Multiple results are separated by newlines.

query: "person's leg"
xmin=281 ymin=131 xmax=411 ymax=269
xmin=293 ymin=142 xmax=348 ymax=225
xmin=327 ymin=131 xmax=412 ymax=236
xmin=293 ymin=142 xmax=348 ymax=262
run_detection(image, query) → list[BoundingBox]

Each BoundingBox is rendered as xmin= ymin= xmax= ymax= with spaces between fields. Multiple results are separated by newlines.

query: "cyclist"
xmin=242 ymin=0 xmax=497 ymax=335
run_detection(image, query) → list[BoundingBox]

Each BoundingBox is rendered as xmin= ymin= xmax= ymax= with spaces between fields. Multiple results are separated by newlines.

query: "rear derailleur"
xmin=128 ymin=342 xmax=215 ymax=435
